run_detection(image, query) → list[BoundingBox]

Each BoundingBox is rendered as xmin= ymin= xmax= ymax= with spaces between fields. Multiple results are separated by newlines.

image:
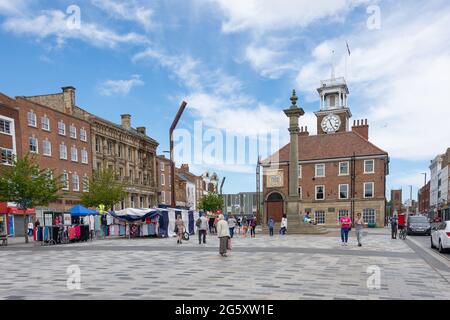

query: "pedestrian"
xmin=355 ymin=212 xmax=364 ymax=247
xmin=227 ymin=215 xmax=237 ymax=238
xmin=208 ymin=215 xmax=215 ymax=234
xmin=216 ymin=214 xmax=230 ymax=257
xmin=242 ymin=216 xmax=248 ymax=238
xmin=268 ymin=216 xmax=274 ymax=236
xmin=390 ymin=214 xmax=398 ymax=239
xmin=175 ymin=215 xmax=185 ymax=244
xmin=236 ymin=216 xmax=241 ymax=235
xmin=197 ymin=213 xmax=208 ymax=244
xmin=279 ymin=214 xmax=287 ymax=235
xmin=340 ymin=212 xmax=352 ymax=246
xmin=250 ymin=216 xmax=257 ymax=238
xmin=27 ymin=220 xmax=33 ymax=237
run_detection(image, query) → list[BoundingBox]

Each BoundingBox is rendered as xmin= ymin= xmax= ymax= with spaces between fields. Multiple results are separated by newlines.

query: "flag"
xmin=346 ymin=41 xmax=351 ymax=56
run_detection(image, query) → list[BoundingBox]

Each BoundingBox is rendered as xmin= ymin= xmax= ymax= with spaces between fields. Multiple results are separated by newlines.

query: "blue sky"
xmin=1 ymin=0 xmax=449 ymax=201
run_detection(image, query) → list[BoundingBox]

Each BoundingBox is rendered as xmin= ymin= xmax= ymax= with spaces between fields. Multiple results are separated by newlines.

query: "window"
xmin=161 ymin=173 xmax=165 ymax=186
xmin=0 ymin=119 xmax=11 ymax=134
xmin=298 ymin=164 xmax=302 ymax=178
xmin=81 ymin=149 xmax=88 ymax=164
xmin=338 ymin=210 xmax=349 ymax=222
xmin=364 ymin=159 xmax=375 ymax=174
xmin=61 ymin=171 xmax=69 ymax=190
xmin=339 ymin=162 xmax=349 ymax=175
xmin=59 ymin=144 xmax=67 ymax=160
xmin=140 ymin=196 xmax=145 ymax=208
xmin=58 ymin=121 xmax=66 ymax=135
xmin=72 ymin=174 xmax=79 ymax=192
xmin=71 ymin=146 xmax=78 ymax=162
xmin=339 ymin=184 xmax=349 ymax=199
xmin=69 ymin=125 xmax=77 ymax=139
xmin=364 ymin=182 xmax=374 ymax=198
xmin=128 ymin=147 xmax=132 ymax=161
xmin=129 ymin=170 xmax=134 ymax=181
xmin=95 ymin=137 xmax=101 ymax=152
xmin=169 ymin=175 xmax=171 ymax=187
xmin=315 ymin=164 xmax=325 ymax=177
xmin=29 ymin=137 xmax=38 ymax=153
xmin=161 ymin=162 xmax=165 ymax=171
xmin=298 ymin=187 xmax=302 ymax=199
xmin=438 ymin=179 xmax=442 ymax=187
xmin=119 ymin=167 xmax=124 ymax=177
xmin=80 ymin=128 xmax=87 ymax=142
xmin=83 ymin=175 xmax=89 ymax=192
xmin=363 ymin=208 xmax=376 ymax=224
xmin=315 ymin=185 xmax=325 ymax=200
xmin=315 ymin=211 xmax=326 ymax=225
xmin=131 ymin=196 xmax=135 ymax=208
xmin=27 ymin=111 xmax=37 ymax=127
xmin=108 ymin=141 xmax=113 ymax=155
xmin=43 ymin=139 xmax=51 ymax=156
xmin=0 ymin=148 xmax=14 ymax=165
xmin=41 ymin=116 xmax=50 ymax=131
xmin=118 ymin=145 xmax=123 ymax=158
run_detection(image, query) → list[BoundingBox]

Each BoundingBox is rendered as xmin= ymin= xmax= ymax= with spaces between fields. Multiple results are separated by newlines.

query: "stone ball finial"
xmin=290 ymin=89 xmax=298 ymax=107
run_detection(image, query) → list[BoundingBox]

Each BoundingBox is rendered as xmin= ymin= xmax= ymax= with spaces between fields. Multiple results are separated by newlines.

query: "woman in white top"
xmin=216 ymin=214 xmax=230 ymax=257
xmin=279 ymin=214 xmax=287 ymax=235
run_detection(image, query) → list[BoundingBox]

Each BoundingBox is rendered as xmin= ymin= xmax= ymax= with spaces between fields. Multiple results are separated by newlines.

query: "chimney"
xmin=137 ymin=126 xmax=146 ymax=135
xmin=62 ymin=86 xmax=75 ymax=114
xmin=121 ymin=114 xmax=131 ymax=130
xmin=299 ymin=126 xmax=310 ymax=137
xmin=352 ymin=119 xmax=369 ymax=140
xmin=180 ymin=164 xmax=190 ymax=172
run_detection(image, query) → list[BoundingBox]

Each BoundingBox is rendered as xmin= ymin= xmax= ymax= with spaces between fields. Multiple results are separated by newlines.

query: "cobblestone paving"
xmin=1 ymin=230 xmax=449 ymax=300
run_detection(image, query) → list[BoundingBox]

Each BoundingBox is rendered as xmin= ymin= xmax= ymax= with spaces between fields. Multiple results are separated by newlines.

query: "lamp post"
xmin=169 ymin=101 xmax=187 ymax=208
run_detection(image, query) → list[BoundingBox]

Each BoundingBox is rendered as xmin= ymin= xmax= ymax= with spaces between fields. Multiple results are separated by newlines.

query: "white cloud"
xmin=91 ymin=0 xmax=154 ymax=31
xmin=98 ymin=75 xmax=144 ymax=96
xmin=0 ymin=0 xmax=29 ymax=15
xmin=2 ymin=9 xmax=149 ymax=48
xmin=211 ymin=0 xmax=369 ymax=33
xmin=295 ymin=2 xmax=450 ymax=161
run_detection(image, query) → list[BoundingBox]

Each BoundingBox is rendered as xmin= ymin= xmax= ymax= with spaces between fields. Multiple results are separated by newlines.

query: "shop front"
xmin=0 ymin=202 xmax=36 ymax=237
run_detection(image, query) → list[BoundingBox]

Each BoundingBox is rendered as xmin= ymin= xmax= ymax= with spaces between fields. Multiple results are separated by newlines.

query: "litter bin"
xmin=368 ymin=222 xmax=376 ymax=228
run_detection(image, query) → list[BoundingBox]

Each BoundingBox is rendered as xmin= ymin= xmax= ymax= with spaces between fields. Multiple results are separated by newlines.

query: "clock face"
xmin=321 ymin=114 xmax=341 ymax=133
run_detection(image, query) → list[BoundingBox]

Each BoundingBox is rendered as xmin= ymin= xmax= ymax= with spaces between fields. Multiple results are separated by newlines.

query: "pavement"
xmin=1 ymin=228 xmax=449 ymax=300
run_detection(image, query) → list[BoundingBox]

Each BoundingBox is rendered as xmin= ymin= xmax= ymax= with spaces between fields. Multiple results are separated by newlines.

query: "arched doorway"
xmin=266 ymin=192 xmax=284 ymax=223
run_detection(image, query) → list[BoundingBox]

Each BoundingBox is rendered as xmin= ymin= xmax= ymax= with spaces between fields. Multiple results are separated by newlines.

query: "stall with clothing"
xmin=109 ymin=208 xmax=161 ymax=238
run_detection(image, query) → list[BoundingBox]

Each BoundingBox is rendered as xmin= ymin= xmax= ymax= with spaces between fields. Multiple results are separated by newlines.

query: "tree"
xmin=0 ymin=154 xmax=61 ymax=243
xmin=80 ymin=168 xmax=127 ymax=211
xmin=198 ymin=192 xmax=224 ymax=213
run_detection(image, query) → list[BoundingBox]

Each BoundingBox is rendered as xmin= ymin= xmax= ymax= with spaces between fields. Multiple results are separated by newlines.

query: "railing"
xmin=320 ymin=77 xmax=346 ymax=87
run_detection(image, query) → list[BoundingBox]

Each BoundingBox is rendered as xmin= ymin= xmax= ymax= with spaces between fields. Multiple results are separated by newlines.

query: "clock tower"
xmin=314 ymin=71 xmax=352 ymax=135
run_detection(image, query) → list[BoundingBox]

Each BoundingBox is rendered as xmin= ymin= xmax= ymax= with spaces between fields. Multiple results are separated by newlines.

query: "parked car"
xmin=431 ymin=221 xmax=450 ymax=253
xmin=407 ymin=215 xmax=431 ymax=235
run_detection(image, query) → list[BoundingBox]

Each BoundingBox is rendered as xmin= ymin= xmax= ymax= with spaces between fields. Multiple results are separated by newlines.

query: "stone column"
xmin=283 ymin=90 xmax=304 ymax=221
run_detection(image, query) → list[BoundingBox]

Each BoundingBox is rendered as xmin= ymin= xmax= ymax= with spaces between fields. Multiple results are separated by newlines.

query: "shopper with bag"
xmin=216 ymin=214 xmax=230 ymax=257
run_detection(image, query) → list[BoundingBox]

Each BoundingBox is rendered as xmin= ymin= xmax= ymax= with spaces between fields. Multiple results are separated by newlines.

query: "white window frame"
xmin=80 ymin=128 xmax=87 ymax=142
xmin=161 ymin=173 xmax=165 ymax=186
xmin=338 ymin=209 xmax=349 ymax=222
xmin=61 ymin=172 xmax=69 ymax=191
xmin=81 ymin=149 xmax=88 ymax=164
xmin=315 ymin=163 xmax=325 ymax=177
xmin=83 ymin=175 xmax=89 ymax=192
xmin=0 ymin=148 xmax=14 ymax=165
xmin=70 ymin=125 xmax=77 ymax=139
xmin=161 ymin=162 xmax=165 ymax=171
xmin=43 ymin=139 xmax=52 ymax=156
xmin=29 ymin=137 xmax=38 ymax=154
xmin=58 ymin=121 xmax=66 ymax=136
xmin=339 ymin=184 xmax=349 ymax=199
xmin=0 ymin=119 xmax=11 ymax=135
xmin=71 ymin=146 xmax=78 ymax=162
xmin=364 ymin=182 xmax=374 ymax=198
xmin=315 ymin=185 xmax=325 ymax=200
xmin=41 ymin=116 xmax=50 ymax=131
xmin=59 ymin=144 xmax=67 ymax=160
xmin=339 ymin=161 xmax=349 ymax=176
xmin=363 ymin=208 xmax=376 ymax=224
xmin=298 ymin=164 xmax=302 ymax=179
xmin=27 ymin=111 xmax=37 ymax=127
xmin=72 ymin=174 xmax=80 ymax=192
xmin=364 ymin=159 xmax=375 ymax=174
xmin=314 ymin=211 xmax=326 ymax=225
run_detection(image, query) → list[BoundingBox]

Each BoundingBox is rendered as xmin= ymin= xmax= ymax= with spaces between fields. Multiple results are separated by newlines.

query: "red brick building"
xmin=418 ymin=181 xmax=430 ymax=214
xmin=262 ymin=76 xmax=389 ymax=227
xmin=390 ymin=189 xmax=403 ymax=215
xmin=156 ymin=155 xmax=172 ymax=206
xmin=16 ymin=87 xmax=93 ymax=211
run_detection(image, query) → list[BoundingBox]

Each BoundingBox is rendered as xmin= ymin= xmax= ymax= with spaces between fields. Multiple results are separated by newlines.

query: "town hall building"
xmin=262 ymin=74 xmax=389 ymax=228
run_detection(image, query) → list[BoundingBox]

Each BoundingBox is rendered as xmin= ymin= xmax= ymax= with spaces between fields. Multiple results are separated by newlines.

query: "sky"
xmin=0 ymin=0 xmax=449 ymax=201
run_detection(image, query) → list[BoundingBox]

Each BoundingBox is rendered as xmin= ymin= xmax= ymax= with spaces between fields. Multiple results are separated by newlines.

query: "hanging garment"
xmin=119 ymin=225 xmax=125 ymax=236
xmin=94 ymin=216 xmax=101 ymax=231
xmin=68 ymin=227 xmax=76 ymax=240
xmin=106 ymin=214 xmax=113 ymax=226
xmin=89 ymin=215 xmax=95 ymax=231
xmin=75 ymin=225 xmax=81 ymax=238
xmin=148 ymin=224 xmax=156 ymax=235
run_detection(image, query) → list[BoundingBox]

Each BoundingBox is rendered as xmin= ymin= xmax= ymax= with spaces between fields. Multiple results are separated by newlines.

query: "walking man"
xmin=227 ymin=215 xmax=237 ymax=238
xmin=355 ymin=212 xmax=364 ymax=247
xmin=268 ymin=216 xmax=274 ymax=236
xmin=390 ymin=214 xmax=398 ymax=239
xmin=197 ymin=213 xmax=208 ymax=244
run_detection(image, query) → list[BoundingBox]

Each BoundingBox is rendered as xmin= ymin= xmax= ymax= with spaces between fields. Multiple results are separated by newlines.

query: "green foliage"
xmin=198 ymin=192 xmax=224 ymax=213
xmin=80 ymin=168 xmax=127 ymax=210
xmin=0 ymin=154 xmax=61 ymax=209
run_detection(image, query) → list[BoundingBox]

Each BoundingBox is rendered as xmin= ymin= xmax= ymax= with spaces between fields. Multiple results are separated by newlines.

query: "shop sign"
xmin=63 ymin=214 xmax=72 ymax=226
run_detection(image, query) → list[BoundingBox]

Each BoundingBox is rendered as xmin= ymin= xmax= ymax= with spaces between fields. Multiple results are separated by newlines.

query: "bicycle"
xmin=399 ymin=227 xmax=407 ymax=240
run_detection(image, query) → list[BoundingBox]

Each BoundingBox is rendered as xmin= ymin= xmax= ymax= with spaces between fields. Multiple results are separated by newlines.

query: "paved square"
xmin=1 ymin=229 xmax=449 ymax=300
